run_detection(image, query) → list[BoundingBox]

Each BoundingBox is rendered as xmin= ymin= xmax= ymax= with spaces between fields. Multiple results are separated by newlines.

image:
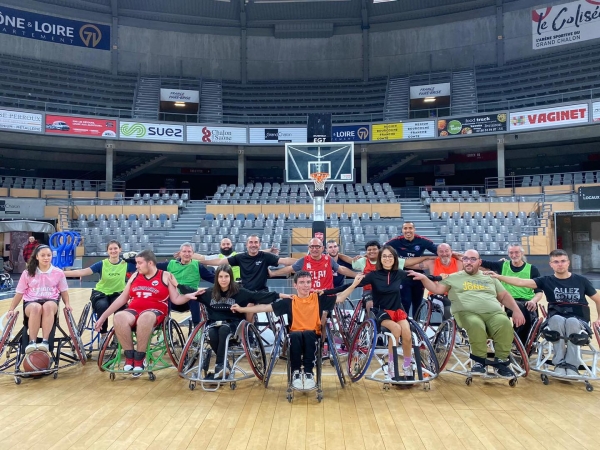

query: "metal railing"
xmin=485 ymin=170 xmax=597 ymax=191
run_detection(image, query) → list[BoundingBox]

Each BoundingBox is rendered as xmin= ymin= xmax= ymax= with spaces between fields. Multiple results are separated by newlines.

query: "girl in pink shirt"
xmin=7 ymin=245 xmax=71 ymax=354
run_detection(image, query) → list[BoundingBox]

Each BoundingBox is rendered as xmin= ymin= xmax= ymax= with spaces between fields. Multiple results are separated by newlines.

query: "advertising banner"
xmin=0 ymin=198 xmax=46 ymax=219
xmin=0 ymin=109 xmax=42 ymax=132
xmin=332 ymin=124 xmax=370 ymax=142
xmin=159 ymin=89 xmax=199 ymax=103
xmin=593 ymin=101 xmax=600 ymax=122
xmin=45 ymin=114 xmax=117 ymax=138
xmin=532 ymin=1 xmax=600 ymax=50
xmin=402 ymin=121 xmax=436 ymax=139
xmin=0 ymin=6 xmax=110 ymax=50
xmin=578 ymin=186 xmax=600 ymax=210
xmin=119 ymin=121 xmax=184 ymax=142
xmin=372 ymin=121 xmax=435 ymax=140
xmin=509 ymin=104 xmax=588 ymax=131
xmin=438 ymin=113 xmax=507 ymax=136
xmin=410 ymin=83 xmax=451 ymax=99
xmin=187 ymin=125 xmax=247 ymax=144
xmin=307 ymin=113 xmax=332 ymax=142
xmin=249 ymin=127 xmax=307 ymax=144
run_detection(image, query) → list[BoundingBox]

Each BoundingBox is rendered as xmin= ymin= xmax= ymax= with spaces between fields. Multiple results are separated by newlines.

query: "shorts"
xmin=371 ymin=307 xmax=407 ymax=326
xmin=124 ymin=299 xmax=168 ymax=326
xmin=23 ymin=299 xmax=59 ymax=314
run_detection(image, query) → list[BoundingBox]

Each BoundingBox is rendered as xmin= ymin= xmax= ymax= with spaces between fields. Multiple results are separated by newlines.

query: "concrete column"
xmin=106 ymin=142 xmax=114 ymax=191
xmin=238 ymin=147 xmax=245 ymax=186
xmin=361 ymin=146 xmax=368 ymax=185
xmin=497 ymin=136 xmax=505 ymax=188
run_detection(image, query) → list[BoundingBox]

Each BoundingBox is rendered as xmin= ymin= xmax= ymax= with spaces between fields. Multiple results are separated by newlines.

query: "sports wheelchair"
xmin=178 ymin=319 xmax=265 ymax=391
xmin=0 ymin=309 xmax=86 ymax=384
xmin=0 ymin=273 xmax=13 ymax=291
xmin=527 ymin=305 xmax=600 ymax=392
xmin=97 ymin=314 xmax=186 ymax=381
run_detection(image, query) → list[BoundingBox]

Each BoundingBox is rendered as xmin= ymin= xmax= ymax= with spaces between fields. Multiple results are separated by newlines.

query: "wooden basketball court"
xmin=1 ymin=288 xmax=599 ymax=450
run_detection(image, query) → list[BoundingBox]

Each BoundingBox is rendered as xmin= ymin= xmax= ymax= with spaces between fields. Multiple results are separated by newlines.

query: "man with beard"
xmin=480 ymin=243 xmax=543 ymax=345
xmin=205 ymin=238 xmax=241 ymax=281
xmin=326 ymin=240 xmax=354 ymax=287
xmin=410 ymin=249 xmax=525 ymax=379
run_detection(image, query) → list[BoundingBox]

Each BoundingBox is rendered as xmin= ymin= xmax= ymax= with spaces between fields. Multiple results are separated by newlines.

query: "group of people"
xmin=5 ymin=221 xmax=600 ymax=385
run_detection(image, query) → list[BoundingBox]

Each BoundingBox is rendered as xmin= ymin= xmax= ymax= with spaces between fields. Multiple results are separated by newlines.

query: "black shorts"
xmin=23 ymin=299 xmax=59 ymax=314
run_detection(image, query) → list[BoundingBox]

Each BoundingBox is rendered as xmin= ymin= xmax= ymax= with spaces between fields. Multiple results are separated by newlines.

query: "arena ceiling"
xmin=32 ymin=0 xmax=522 ymax=26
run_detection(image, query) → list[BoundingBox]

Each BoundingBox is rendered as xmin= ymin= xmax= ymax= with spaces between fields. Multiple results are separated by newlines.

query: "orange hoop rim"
xmin=309 ymin=172 xmax=330 ymax=183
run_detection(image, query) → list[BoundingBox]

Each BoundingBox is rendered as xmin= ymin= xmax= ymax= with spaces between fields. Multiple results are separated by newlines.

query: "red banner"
xmin=45 ymin=115 xmax=117 ymax=137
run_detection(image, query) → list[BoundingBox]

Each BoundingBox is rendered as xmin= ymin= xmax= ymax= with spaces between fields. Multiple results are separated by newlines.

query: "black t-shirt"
xmin=227 ymin=251 xmax=280 ymax=291
xmin=333 ymin=257 xmax=354 ymax=287
xmin=481 ymin=260 xmax=542 ymax=294
xmin=386 ymin=235 xmax=437 ymax=258
xmin=360 ymin=269 xmax=408 ymax=311
xmin=196 ymin=287 xmax=278 ymax=322
xmin=533 ymin=273 xmax=597 ymax=320
xmin=271 ymin=292 xmax=337 ymax=329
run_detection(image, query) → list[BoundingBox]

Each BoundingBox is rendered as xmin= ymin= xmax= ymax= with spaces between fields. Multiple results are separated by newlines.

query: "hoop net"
xmin=309 ymin=172 xmax=330 ymax=191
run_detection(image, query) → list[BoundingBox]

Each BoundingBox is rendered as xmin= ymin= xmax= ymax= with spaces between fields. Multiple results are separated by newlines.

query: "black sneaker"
xmin=470 ymin=362 xmax=486 ymax=375
xmin=494 ymin=360 xmax=515 ymax=379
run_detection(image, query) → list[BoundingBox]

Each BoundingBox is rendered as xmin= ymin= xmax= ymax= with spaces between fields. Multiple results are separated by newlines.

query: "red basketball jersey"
xmin=130 ymin=269 xmax=170 ymax=306
xmin=302 ymin=255 xmax=334 ymax=290
xmin=362 ymin=258 xmax=377 ymax=292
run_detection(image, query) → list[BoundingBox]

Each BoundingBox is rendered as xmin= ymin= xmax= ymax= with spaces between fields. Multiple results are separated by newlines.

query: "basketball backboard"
xmin=284 ymin=143 xmax=354 ymax=183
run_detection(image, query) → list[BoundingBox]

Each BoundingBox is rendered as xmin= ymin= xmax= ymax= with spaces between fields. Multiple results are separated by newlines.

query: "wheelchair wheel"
xmin=0 ymin=311 xmax=19 ymax=359
xmin=241 ymin=321 xmax=267 ymax=381
xmin=177 ymin=321 xmax=206 ymax=375
xmin=347 ymin=318 xmax=377 ymax=382
xmin=414 ymin=300 xmax=432 ymax=330
xmin=77 ymin=302 xmax=91 ymax=336
xmin=164 ymin=317 xmax=186 ymax=367
xmin=431 ymin=318 xmax=456 ymax=372
xmin=525 ymin=317 xmax=544 ymax=356
xmin=509 ymin=333 xmax=530 ymax=378
xmin=98 ymin=329 xmax=118 ymax=372
xmin=326 ymin=324 xmax=345 ymax=388
xmin=264 ymin=325 xmax=285 ymax=388
xmin=409 ymin=318 xmax=440 ymax=378
xmin=64 ymin=309 xmax=87 ymax=365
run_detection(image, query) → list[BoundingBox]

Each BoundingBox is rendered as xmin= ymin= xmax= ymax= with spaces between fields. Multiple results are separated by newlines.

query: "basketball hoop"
xmin=309 ymin=172 xmax=330 ymax=191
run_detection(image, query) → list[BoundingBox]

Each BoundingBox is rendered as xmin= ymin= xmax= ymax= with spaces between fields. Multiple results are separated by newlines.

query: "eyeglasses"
xmin=381 ymin=254 xmax=394 ymax=259
xmin=550 ymin=260 xmax=569 ymax=264
xmin=309 ymin=245 xmax=322 ymax=249
xmin=461 ymin=257 xmax=479 ymax=263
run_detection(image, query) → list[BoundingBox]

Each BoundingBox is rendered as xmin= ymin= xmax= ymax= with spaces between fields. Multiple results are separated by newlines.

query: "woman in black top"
xmin=193 ymin=265 xmax=281 ymax=377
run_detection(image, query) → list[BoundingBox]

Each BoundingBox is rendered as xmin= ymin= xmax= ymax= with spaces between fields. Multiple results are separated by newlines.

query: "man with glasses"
xmin=270 ymin=238 xmax=357 ymax=290
xmin=480 ymin=243 xmax=543 ymax=345
xmin=489 ymin=249 xmax=600 ymax=377
xmin=410 ymin=249 xmax=525 ymax=379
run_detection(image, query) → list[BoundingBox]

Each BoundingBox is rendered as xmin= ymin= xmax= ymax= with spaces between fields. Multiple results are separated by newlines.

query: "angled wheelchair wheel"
xmin=525 ymin=317 xmax=544 ymax=356
xmin=98 ymin=329 xmax=118 ymax=372
xmin=64 ymin=309 xmax=86 ymax=365
xmin=510 ymin=333 xmax=530 ymax=377
xmin=77 ymin=302 xmax=91 ymax=336
xmin=414 ymin=300 xmax=432 ymax=330
xmin=431 ymin=318 xmax=456 ymax=372
xmin=0 ymin=311 xmax=19 ymax=359
xmin=409 ymin=318 xmax=440 ymax=378
xmin=164 ymin=317 xmax=187 ymax=367
xmin=347 ymin=318 xmax=377 ymax=382
xmin=242 ymin=321 xmax=267 ymax=381
xmin=264 ymin=325 xmax=285 ymax=388
xmin=177 ymin=320 xmax=206 ymax=375
xmin=326 ymin=324 xmax=345 ymax=388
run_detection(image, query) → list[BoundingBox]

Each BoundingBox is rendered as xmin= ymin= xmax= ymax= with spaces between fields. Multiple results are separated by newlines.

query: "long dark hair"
xmin=376 ymin=245 xmax=399 ymax=271
xmin=212 ymin=265 xmax=240 ymax=302
xmin=26 ymin=245 xmax=51 ymax=277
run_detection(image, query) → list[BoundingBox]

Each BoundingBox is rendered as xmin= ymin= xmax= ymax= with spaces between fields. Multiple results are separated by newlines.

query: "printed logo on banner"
xmin=186 ymin=125 xmax=247 ymax=144
xmin=120 ymin=122 xmax=184 ymax=141
xmin=509 ymin=104 xmax=588 ymax=130
xmin=438 ymin=114 xmax=507 ymax=137
xmin=332 ymin=125 xmax=370 ymax=142
xmin=45 ymin=114 xmax=116 ymax=137
xmin=0 ymin=6 xmax=110 ymax=50
xmin=120 ymin=123 xmax=147 ymax=138
xmin=0 ymin=109 xmax=42 ymax=132
xmin=593 ymin=102 xmax=600 ymax=122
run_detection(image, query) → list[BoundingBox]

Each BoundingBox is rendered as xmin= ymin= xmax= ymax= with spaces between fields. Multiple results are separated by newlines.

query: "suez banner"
xmin=532 ymin=1 xmax=600 ymax=50
xmin=509 ymin=104 xmax=589 ymax=130
xmin=331 ymin=124 xmax=370 ymax=142
xmin=0 ymin=108 xmax=42 ymax=132
xmin=0 ymin=6 xmax=110 ymax=50
xmin=45 ymin=114 xmax=117 ymax=138
xmin=593 ymin=101 xmax=600 ymax=122
xmin=187 ymin=126 xmax=247 ymax=144
xmin=249 ymin=127 xmax=307 ymax=144
xmin=119 ymin=122 xmax=184 ymax=142
xmin=371 ymin=121 xmax=435 ymax=141
xmin=437 ymin=113 xmax=507 ymax=137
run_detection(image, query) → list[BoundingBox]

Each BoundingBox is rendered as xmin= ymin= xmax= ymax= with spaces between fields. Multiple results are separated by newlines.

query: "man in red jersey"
xmin=269 ymin=238 xmax=357 ymax=290
xmin=95 ymin=249 xmax=199 ymax=376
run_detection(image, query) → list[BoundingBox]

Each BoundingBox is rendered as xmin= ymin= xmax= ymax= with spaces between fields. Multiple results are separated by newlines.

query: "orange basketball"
xmin=23 ymin=350 xmax=51 ymax=372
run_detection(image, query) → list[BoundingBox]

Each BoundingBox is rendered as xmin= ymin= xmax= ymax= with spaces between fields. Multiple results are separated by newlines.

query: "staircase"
xmin=133 ymin=77 xmax=161 ymax=120
xmin=383 ymin=76 xmax=409 ymax=121
xmin=153 ymin=202 xmax=207 ymax=255
xmin=399 ymin=200 xmax=444 ymax=245
xmin=199 ymin=80 xmax=223 ymax=123
xmin=58 ymin=206 xmax=71 ymax=231
xmin=115 ymin=155 xmax=169 ymax=182
xmin=370 ymin=153 xmax=418 ymax=184
xmin=451 ymin=70 xmax=477 ymax=115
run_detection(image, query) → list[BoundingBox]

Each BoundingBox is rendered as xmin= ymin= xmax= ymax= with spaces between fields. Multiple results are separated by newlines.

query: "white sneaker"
xmin=132 ymin=359 xmax=147 ymax=378
xmin=553 ymin=366 xmax=567 ymax=377
xmin=292 ymin=370 xmax=303 ymax=389
xmin=565 ymin=366 xmax=579 ymax=377
xmin=403 ymin=363 xmax=413 ymax=379
xmin=25 ymin=342 xmax=37 ymax=354
xmin=303 ymin=373 xmax=316 ymax=390
xmin=37 ymin=341 xmax=49 ymax=353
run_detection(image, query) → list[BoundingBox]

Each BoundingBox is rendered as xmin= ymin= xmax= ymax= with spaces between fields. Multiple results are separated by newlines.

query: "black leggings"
xmin=506 ymin=299 xmax=538 ymax=345
xmin=90 ymin=291 xmax=122 ymax=333
xmin=169 ymin=285 xmax=203 ymax=326
xmin=208 ymin=322 xmax=239 ymax=365
xmin=289 ymin=330 xmax=318 ymax=374
xmin=401 ymin=277 xmax=425 ymax=317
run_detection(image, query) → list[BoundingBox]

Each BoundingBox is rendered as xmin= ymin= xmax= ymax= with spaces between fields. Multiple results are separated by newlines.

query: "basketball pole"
xmin=312 ymin=185 xmax=326 ymax=245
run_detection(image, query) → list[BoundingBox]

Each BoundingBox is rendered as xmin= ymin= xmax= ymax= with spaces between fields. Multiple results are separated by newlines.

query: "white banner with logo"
xmin=532 ymin=1 xmax=600 ymax=50
xmin=249 ymin=127 xmax=307 ymax=144
xmin=187 ymin=125 xmax=247 ymax=144
xmin=160 ymin=89 xmax=199 ymax=103
xmin=593 ymin=101 xmax=600 ymax=122
xmin=0 ymin=109 xmax=43 ymax=132
xmin=119 ymin=121 xmax=184 ymax=142
xmin=509 ymin=104 xmax=589 ymax=131
xmin=409 ymin=83 xmax=451 ymax=99
xmin=402 ymin=121 xmax=436 ymax=139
